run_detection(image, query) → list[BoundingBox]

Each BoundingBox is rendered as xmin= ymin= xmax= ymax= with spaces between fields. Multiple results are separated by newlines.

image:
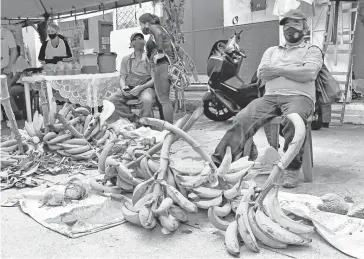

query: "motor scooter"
xmin=202 ymin=16 xmax=259 ymax=121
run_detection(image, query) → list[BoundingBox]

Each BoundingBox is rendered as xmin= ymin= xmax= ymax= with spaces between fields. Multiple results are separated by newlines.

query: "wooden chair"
xmin=244 ymin=116 xmax=313 ymax=182
xmin=126 ymin=99 xmax=162 ymax=119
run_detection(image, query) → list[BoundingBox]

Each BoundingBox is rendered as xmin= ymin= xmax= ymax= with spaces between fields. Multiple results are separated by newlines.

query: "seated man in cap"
xmin=107 ymin=32 xmax=155 ymax=122
xmin=211 ymin=9 xmax=323 ymax=188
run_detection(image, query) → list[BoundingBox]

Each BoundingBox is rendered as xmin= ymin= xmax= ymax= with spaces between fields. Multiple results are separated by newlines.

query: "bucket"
xmin=81 ymin=66 xmax=99 ymax=74
xmin=79 ymin=52 xmax=98 ymax=67
xmin=98 ymin=52 xmax=117 ymax=73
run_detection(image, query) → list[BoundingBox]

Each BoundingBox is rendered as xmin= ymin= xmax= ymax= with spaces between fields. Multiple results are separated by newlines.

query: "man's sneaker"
xmin=282 ymin=169 xmax=299 ymax=188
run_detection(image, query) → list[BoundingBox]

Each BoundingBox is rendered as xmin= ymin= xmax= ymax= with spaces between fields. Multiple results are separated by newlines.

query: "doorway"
xmin=98 ymin=21 xmax=113 ymax=53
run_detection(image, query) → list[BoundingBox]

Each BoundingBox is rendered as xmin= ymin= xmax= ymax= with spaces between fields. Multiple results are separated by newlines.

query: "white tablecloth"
xmin=22 ymin=72 xmax=120 ymax=107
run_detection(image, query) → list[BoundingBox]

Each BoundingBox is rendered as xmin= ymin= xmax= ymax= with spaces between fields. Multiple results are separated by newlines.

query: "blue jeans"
xmin=108 ymin=88 xmax=155 ymax=121
xmin=153 ymin=59 xmax=173 ymax=124
xmin=212 ymin=95 xmax=314 ymax=170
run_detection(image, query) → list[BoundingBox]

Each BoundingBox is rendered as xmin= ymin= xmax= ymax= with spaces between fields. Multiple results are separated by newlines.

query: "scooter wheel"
xmin=203 ymin=100 xmax=234 ymax=121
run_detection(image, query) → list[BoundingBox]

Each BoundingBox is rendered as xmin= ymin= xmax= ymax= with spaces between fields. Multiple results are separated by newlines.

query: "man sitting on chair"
xmin=107 ymin=32 xmax=155 ymax=122
xmin=211 ymin=9 xmax=323 ymax=188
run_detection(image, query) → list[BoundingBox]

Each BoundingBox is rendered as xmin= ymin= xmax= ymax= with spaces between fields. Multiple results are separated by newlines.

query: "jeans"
xmin=212 ymin=95 xmax=314 ymax=171
xmin=108 ymin=87 xmax=155 ymax=121
xmin=153 ymin=59 xmax=173 ymax=124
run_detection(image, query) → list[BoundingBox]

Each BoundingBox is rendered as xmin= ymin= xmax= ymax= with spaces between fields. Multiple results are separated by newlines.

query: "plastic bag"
xmin=316 ymin=63 xmax=341 ymax=104
xmin=272 ymin=0 xmax=301 ymax=16
xmin=279 ymin=192 xmax=364 ymax=259
xmin=314 ymin=0 xmax=330 ymax=5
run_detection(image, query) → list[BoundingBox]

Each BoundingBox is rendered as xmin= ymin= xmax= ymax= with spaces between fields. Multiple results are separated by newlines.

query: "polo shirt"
xmin=119 ymin=52 xmax=151 ymax=80
xmin=258 ymin=41 xmax=323 ymax=102
xmin=1 ymin=27 xmax=17 ymax=68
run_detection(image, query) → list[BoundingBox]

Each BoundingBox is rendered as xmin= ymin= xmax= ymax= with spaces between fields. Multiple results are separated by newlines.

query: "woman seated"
xmin=38 ymin=23 xmax=73 ymax=64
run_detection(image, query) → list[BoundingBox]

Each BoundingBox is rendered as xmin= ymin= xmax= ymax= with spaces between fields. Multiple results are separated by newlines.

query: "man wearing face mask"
xmin=106 ymin=33 xmax=155 ymax=122
xmin=211 ymin=9 xmax=323 ymax=188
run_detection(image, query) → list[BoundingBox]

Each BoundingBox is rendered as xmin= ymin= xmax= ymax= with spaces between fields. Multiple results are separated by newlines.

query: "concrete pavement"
xmin=1 ymin=114 xmax=364 ymax=258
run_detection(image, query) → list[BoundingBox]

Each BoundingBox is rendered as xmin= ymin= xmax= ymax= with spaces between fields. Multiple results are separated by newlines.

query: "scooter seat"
xmin=223 ymin=76 xmax=258 ymax=91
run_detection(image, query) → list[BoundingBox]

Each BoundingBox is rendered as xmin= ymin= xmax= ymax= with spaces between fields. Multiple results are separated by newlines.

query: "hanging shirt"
xmin=1 ymin=27 xmax=17 ymax=69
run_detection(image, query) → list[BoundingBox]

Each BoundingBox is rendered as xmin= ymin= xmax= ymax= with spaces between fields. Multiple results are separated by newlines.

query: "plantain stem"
xmin=140 ymin=116 xmax=218 ymax=183
xmin=127 ymin=107 xmax=203 ymax=168
xmin=39 ymin=88 xmax=50 ymax=133
xmin=56 ymin=113 xmax=83 ymax=138
xmin=255 ymin=113 xmax=306 ymax=206
xmin=158 ymin=114 xmax=191 ymax=180
xmin=0 ymin=78 xmax=24 ymax=153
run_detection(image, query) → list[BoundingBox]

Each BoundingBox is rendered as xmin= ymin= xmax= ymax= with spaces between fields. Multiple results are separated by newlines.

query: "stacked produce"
xmin=1 ymin=110 xmax=45 ymax=167
xmin=1 ymin=100 xmax=156 ymax=190
xmin=219 ymin=180 xmax=314 ymax=256
xmin=176 ymin=114 xmax=313 ymax=255
xmin=89 ymin=111 xmax=315 ymax=254
xmin=26 ymin=101 xmax=140 ymax=161
xmin=90 ymin=109 xmax=207 ymax=233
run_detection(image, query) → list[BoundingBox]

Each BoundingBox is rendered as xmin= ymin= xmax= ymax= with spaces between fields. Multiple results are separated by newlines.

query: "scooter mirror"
xmin=232 ymin=16 xmax=239 ymax=25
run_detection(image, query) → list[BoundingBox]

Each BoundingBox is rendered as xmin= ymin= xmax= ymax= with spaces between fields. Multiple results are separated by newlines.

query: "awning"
xmin=1 ymin=0 xmax=152 ymax=21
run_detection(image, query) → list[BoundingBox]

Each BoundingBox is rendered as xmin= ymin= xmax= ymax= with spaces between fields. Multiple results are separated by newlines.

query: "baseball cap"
xmin=279 ymin=9 xmax=307 ymax=25
xmin=130 ymin=32 xmax=144 ymax=42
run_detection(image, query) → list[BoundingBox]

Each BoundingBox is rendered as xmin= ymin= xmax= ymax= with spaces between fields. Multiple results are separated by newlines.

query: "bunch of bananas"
xmin=166 ymin=146 xmax=314 ymax=256
xmin=1 ymin=111 xmax=45 ymax=158
xmin=223 ymin=183 xmax=314 ymax=256
xmin=43 ymin=105 xmax=137 ymax=160
xmin=122 ymin=177 xmax=196 ymax=234
xmin=24 ymin=110 xmax=43 ymax=144
xmin=177 ymin=147 xmax=266 ymax=211
xmin=92 ymin=150 xmax=194 ymax=234
xmin=0 ymin=139 xmax=24 ymax=154
xmin=0 ymin=139 xmax=30 ymax=169
xmin=43 ymin=133 xmax=95 ymax=160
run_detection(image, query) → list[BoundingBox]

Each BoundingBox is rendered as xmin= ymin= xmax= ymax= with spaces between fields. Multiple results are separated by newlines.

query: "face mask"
xmin=284 ymin=27 xmax=304 ymax=43
xmin=141 ymin=27 xmax=150 ymax=35
xmin=48 ymin=33 xmax=57 ymax=40
xmin=133 ymin=41 xmax=145 ymax=49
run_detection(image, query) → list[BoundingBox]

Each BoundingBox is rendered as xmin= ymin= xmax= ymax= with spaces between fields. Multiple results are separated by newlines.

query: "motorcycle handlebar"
xmin=232 ymin=50 xmax=246 ymax=58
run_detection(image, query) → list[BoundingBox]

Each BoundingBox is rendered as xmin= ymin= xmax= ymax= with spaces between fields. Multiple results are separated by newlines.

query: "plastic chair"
xmin=243 ymin=116 xmax=313 ymax=182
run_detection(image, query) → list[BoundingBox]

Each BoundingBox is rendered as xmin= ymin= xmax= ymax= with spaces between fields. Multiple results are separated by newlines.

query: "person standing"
xmin=38 ymin=23 xmax=73 ymax=64
xmin=139 ymin=13 xmax=176 ymax=124
xmin=1 ymin=26 xmax=21 ymax=119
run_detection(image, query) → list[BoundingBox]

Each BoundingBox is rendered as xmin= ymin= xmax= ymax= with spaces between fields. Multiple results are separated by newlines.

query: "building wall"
xmin=224 ymin=0 xmax=278 ymax=26
xmin=228 ymin=21 xmax=279 ymax=82
xmin=77 ymin=13 xmax=113 ymax=52
xmin=180 ymin=0 xmax=279 ymax=82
